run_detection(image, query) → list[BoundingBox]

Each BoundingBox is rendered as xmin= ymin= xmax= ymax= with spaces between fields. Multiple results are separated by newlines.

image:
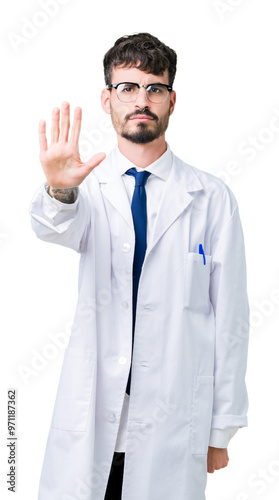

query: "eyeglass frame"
xmin=106 ymin=82 xmax=173 ymax=103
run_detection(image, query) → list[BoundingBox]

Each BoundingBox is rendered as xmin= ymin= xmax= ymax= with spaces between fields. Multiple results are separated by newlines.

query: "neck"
xmin=117 ymin=135 xmax=167 ymax=168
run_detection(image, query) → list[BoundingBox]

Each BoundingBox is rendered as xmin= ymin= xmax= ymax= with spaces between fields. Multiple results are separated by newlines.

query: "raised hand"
xmin=39 ymin=101 xmax=106 ymax=190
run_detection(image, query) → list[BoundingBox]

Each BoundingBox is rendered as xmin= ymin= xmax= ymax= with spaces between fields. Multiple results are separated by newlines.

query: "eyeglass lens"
xmin=116 ymin=84 xmax=169 ymax=103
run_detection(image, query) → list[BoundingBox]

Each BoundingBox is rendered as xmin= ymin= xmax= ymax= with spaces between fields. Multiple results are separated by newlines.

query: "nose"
xmin=134 ymin=87 xmax=150 ymax=109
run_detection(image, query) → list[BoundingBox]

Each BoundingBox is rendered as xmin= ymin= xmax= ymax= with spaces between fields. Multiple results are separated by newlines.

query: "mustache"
xmin=125 ymin=109 xmax=158 ymax=121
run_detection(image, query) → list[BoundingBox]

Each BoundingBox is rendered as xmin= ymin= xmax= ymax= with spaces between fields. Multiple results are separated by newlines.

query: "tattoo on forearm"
xmin=49 ymin=187 xmax=75 ymax=203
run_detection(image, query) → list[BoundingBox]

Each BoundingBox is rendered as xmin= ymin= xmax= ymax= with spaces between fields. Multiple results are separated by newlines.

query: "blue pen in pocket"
xmin=199 ymin=244 xmax=206 ymax=265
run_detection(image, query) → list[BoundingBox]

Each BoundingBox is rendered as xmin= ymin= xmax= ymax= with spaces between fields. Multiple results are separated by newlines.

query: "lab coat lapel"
xmin=93 ymin=151 xmax=204 ymax=252
xmin=146 ymin=155 xmax=204 ymax=256
xmin=93 ymin=154 xmax=134 ymax=230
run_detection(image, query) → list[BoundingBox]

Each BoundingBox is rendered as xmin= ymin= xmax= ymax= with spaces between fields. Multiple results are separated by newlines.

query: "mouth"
xmin=129 ymin=115 xmax=154 ymax=122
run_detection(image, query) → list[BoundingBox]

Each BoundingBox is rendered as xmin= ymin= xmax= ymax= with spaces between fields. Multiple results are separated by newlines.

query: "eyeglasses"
xmin=107 ymin=82 xmax=173 ymax=104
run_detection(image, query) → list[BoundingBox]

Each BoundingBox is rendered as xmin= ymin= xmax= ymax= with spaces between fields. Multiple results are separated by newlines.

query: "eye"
xmin=149 ymin=85 xmax=164 ymax=94
xmin=121 ymin=84 xmax=137 ymax=93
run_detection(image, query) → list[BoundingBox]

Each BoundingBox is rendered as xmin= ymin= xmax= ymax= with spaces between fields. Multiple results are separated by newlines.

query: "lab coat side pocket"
xmin=191 ymin=375 xmax=214 ymax=455
xmin=183 ymin=253 xmax=212 ymax=314
xmin=50 ymin=347 xmax=97 ymax=432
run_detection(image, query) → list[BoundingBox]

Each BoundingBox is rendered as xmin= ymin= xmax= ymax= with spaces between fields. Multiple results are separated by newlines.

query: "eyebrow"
xmin=108 ymin=82 xmax=172 ymax=88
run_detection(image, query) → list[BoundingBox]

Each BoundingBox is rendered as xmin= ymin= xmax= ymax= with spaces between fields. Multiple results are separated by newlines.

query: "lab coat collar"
xmin=94 ymin=145 xmax=203 ymax=192
xmin=115 ymin=143 xmax=172 ymax=181
xmin=93 ymin=145 xmax=204 ymax=254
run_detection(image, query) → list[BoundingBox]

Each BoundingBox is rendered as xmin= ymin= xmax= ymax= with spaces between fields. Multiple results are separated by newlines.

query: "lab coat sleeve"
xmin=209 ymin=203 xmax=249 ymax=431
xmin=30 ymin=182 xmax=90 ymax=253
xmin=209 ymin=427 xmax=238 ymax=448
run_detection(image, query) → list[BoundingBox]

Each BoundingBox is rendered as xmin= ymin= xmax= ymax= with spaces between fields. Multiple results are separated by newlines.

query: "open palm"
xmin=39 ymin=101 xmax=105 ymax=189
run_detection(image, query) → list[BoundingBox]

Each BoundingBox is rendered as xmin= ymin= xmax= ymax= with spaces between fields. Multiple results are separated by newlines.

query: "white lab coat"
xmin=30 ymin=147 xmax=249 ymax=500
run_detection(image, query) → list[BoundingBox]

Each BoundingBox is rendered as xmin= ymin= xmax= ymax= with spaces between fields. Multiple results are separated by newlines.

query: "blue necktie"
xmin=125 ymin=168 xmax=152 ymax=395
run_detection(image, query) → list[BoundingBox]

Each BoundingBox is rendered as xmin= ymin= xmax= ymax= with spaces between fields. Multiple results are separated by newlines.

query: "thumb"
xmin=83 ymin=152 xmax=106 ymax=175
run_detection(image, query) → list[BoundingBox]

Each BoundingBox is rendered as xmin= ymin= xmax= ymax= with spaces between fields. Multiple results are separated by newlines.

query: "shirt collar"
xmin=115 ymin=143 xmax=173 ymax=181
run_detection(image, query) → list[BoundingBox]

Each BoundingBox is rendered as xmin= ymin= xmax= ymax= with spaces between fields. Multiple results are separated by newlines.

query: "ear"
xmin=169 ymin=90 xmax=176 ymax=116
xmin=101 ymin=88 xmax=111 ymax=115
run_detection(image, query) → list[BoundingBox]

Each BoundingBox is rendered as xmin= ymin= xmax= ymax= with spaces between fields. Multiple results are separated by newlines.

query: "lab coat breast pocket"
xmin=191 ymin=375 xmax=214 ymax=455
xmin=183 ymin=252 xmax=212 ymax=314
xmin=50 ymin=347 xmax=97 ymax=432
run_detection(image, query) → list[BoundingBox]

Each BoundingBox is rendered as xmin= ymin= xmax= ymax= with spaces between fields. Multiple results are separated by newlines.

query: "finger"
xmin=70 ymin=106 xmax=82 ymax=145
xmin=38 ymin=120 xmax=48 ymax=152
xmin=51 ymin=107 xmax=60 ymax=143
xmin=83 ymin=152 xmax=106 ymax=174
xmin=60 ymin=101 xmax=70 ymax=142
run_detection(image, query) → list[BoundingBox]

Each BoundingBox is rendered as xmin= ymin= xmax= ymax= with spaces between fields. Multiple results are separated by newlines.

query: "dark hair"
xmin=103 ymin=32 xmax=177 ymax=87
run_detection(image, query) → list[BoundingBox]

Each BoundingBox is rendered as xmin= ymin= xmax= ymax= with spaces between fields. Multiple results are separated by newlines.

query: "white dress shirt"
xmin=112 ymin=144 xmax=238 ymax=452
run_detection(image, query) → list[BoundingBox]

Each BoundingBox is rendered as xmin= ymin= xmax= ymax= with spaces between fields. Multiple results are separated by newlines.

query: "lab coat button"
xmin=140 ymin=361 xmax=149 ymax=368
xmin=122 ymin=301 xmax=129 ymax=310
xmin=143 ymin=304 xmax=155 ymax=310
xmin=107 ymin=413 xmax=116 ymax=422
xmin=118 ymin=356 xmax=127 ymax=365
xmin=122 ymin=243 xmax=131 ymax=252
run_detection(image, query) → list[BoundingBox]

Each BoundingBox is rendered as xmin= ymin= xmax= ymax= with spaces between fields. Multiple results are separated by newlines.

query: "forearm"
xmin=48 ymin=186 xmax=75 ymax=204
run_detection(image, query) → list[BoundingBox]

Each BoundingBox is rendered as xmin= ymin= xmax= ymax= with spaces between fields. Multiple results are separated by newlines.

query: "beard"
xmin=111 ymin=106 xmax=171 ymax=144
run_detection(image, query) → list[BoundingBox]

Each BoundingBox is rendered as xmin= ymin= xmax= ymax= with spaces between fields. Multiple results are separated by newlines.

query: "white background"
xmin=1 ymin=0 xmax=279 ymax=498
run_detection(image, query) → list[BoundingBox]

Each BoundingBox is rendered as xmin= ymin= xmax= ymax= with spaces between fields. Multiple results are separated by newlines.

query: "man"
xmin=30 ymin=33 xmax=249 ymax=500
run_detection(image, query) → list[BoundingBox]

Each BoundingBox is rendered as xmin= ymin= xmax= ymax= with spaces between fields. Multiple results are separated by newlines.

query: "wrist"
xmin=48 ymin=186 xmax=76 ymax=204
